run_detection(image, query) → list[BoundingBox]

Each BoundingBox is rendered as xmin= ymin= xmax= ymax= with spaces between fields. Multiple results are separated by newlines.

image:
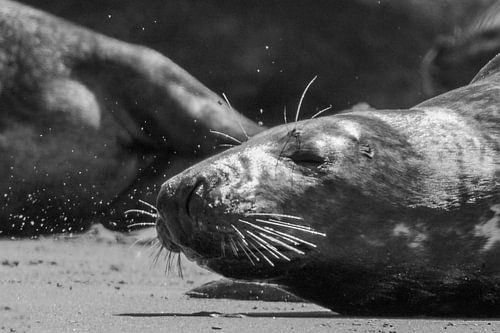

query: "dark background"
xmin=19 ymin=0 xmax=491 ymax=126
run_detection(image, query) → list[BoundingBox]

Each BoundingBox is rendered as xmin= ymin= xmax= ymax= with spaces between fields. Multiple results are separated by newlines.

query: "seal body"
xmin=0 ymin=1 xmax=261 ymax=235
xmin=156 ymin=55 xmax=500 ymax=316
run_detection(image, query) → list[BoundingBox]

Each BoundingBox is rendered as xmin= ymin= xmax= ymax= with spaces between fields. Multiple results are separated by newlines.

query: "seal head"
xmin=157 ymin=55 xmax=500 ymax=316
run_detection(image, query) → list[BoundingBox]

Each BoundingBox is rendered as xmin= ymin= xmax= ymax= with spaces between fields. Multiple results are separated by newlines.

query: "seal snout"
xmin=155 ymin=177 xmax=194 ymax=248
xmin=156 ymin=175 xmax=213 ymax=250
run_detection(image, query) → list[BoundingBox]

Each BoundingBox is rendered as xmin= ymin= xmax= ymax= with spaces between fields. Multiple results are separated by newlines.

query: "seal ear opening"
xmin=470 ymin=52 xmax=500 ymax=83
xmin=360 ymin=144 xmax=374 ymax=159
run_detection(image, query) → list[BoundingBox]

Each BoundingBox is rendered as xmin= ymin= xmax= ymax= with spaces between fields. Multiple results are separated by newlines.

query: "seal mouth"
xmin=155 ymin=217 xmax=182 ymax=253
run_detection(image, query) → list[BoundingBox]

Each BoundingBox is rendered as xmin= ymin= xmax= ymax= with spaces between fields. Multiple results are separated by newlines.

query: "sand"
xmin=2 ymin=226 xmax=500 ymax=333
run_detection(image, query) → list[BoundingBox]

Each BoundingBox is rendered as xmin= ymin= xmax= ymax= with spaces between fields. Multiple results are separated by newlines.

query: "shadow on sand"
xmin=117 ymin=311 xmax=338 ymax=318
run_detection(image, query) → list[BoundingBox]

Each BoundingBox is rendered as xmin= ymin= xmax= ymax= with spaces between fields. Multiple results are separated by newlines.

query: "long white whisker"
xmin=295 ymin=75 xmax=318 ymax=123
xmin=237 ymin=239 xmax=255 ymax=265
xmin=257 ymin=218 xmax=327 ymax=237
xmin=231 ymin=224 xmax=248 ymax=245
xmin=311 ymin=104 xmax=333 ymax=119
xmin=243 ymin=240 xmax=260 ymax=262
xmin=218 ymin=144 xmax=236 ymax=148
xmin=265 ymin=218 xmax=313 ymax=230
xmin=260 ymin=226 xmax=301 ymax=245
xmin=238 ymin=219 xmax=300 ymax=246
xmin=246 ymin=230 xmax=290 ymax=261
xmin=210 ymin=130 xmax=242 ymax=144
xmin=244 ymin=212 xmax=303 ymax=220
xmin=246 ymin=231 xmax=280 ymax=259
xmin=265 ymin=227 xmax=318 ymax=248
xmin=248 ymin=239 xmax=274 ymax=266
xmin=283 ymin=105 xmax=288 ymax=124
xmin=138 ymin=199 xmax=158 ymax=213
xmin=126 ymin=222 xmax=156 ymax=229
xmin=222 ymin=92 xmax=249 ymax=140
xmin=124 ymin=209 xmax=157 ymax=219
xmin=258 ymin=232 xmax=305 ymax=255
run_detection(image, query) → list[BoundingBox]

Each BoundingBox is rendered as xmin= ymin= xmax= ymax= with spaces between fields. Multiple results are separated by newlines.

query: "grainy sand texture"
xmin=1 ymin=226 xmax=500 ymax=332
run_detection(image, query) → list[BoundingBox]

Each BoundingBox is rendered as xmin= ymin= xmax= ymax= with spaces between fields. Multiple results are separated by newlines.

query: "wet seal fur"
xmin=0 ymin=1 xmax=261 ymax=235
xmin=156 ymin=54 xmax=500 ymax=316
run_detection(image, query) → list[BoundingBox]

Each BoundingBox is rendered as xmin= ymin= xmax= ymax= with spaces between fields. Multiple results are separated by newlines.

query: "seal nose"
xmin=156 ymin=175 xmax=202 ymax=248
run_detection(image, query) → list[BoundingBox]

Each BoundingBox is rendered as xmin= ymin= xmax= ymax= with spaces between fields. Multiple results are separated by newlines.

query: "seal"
xmin=0 ymin=0 xmax=262 ymax=235
xmin=155 ymin=54 xmax=500 ymax=316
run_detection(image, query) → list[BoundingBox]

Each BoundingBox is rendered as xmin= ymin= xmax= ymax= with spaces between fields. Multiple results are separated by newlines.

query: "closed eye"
xmin=288 ymin=150 xmax=325 ymax=166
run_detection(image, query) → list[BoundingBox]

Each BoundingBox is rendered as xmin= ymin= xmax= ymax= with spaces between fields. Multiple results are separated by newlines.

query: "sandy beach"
xmin=1 ymin=227 xmax=499 ymax=332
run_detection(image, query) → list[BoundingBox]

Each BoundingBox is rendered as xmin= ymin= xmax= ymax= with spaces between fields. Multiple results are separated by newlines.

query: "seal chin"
xmin=155 ymin=217 xmax=182 ymax=253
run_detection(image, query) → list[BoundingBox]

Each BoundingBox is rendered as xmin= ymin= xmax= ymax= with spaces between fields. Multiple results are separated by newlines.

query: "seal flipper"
xmin=39 ymin=78 xmax=101 ymax=128
xmin=186 ymin=279 xmax=304 ymax=302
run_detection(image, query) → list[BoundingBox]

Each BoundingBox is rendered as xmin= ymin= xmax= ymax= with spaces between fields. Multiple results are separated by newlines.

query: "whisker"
xmin=138 ymin=199 xmax=159 ymax=214
xmin=262 ymin=218 xmax=312 ymax=231
xmin=124 ymin=209 xmax=157 ymax=219
xmin=238 ymin=218 xmax=293 ymax=243
xmin=246 ymin=230 xmax=290 ymax=261
xmin=231 ymin=224 xmax=248 ymax=245
xmin=264 ymin=227 xmax=318 ymax=248
xmin=231 ymin=224 xmax=259 ymax=262
xmin=128 ymin=229 xmax=158 ymax=249
xmin=218 ymin=144 xmax=236 ymax=148
xmin=145 ymin=240 xmax=161 ymax=258
xmin=229 ymin=237 xmax=239 ymax=256
xmin=176 ymin=253 xmax=183 ymax=279
xmin=244 ymin=212 xmax=303 ymax=220
xmin=128 ymin=236 xmax=150 ymax=252
xmin=238 ymin=218 xmax=271 ymax=232
xmin=247 ymin=239 xmax=274 ymax=266
xmin=126 ymin=222 xmax=156 ymax=229
xmin=222 ymin=92 xmax=249 ymax=141
xmin=257 ymin=218 xmax=327 ymax=237
xmin=246 ymin=231 xmax=280 ymax=259
xmin=148 ymin=238 xmax=160 ymax=248
xmin=311 ymin=104 xmax=333 ymax=119
xmin=239 ymin=218 xmax=319 ymax=248
xmin=152 ymin=244 xmax=164 ymax=265
xmin=164 ymin=250 xmax=173 ymax=274
xmin=149 ymin=245 xmax=166 ymax=271
xmin=283 ymin=105 xmax=288 ymax=124
xmin=237 ymin=239 xmax=255 ymax=266
xmin=295 ymin=75 xmax=318 ymax=123
xmin=220 ymin=238 xmax=226 ymax=257
xmin=243 ymin=240 xmax=260 ymax=262
xmin=258 ymin=226 xmax=301 ymax=246
xmin=258 ymin=232 xmax=305 ymax=255
xmin=210 ymin=130 xmax=242 ymax=144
